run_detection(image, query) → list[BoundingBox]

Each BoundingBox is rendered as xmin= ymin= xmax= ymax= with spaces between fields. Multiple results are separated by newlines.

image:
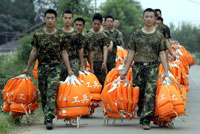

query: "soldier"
xmin=155 ymin=9 xmax=176 ymax=63
xmin=85 ymin=13 xmax=109 ymax=86
xmin=60 ymin=10 xmax=84 ymax=81
xmin=120 ymin=8 xmax=168 ymax=130
xmin=74 ymin=17 xmax=88 ymax=69
xmin=104 ymin=15 xmax=122 ymax=72
xmin=113 ymin=18 xmax=125 ymax=48
xmin=23 ymin=9 xmax=73 ymax=130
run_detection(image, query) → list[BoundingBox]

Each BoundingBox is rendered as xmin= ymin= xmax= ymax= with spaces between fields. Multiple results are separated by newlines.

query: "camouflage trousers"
xmin=38 ymin=65 xmax=61 ymax=121
xmin=107 ymin=52 xmax=116 ymax=72
xmin=60 ymin=58 xmax=80 ymax=81
xmin=94 ymin=61 xmax=107 ymax=87
xmin=132 ymin=63 xmax=159 ymax=124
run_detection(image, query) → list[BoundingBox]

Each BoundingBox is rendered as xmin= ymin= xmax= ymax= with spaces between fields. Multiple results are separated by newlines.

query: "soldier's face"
xmin=156 ymin=11 xmax=162 ymax=17
xmin=62 ymin=13 xmax=73 ymax=27
xmin=105 ymin=18 xmax=113 ymax=29
xmin=93 ymin=20 xmax=101 ymax=32
xmin=156 ymin=20 xmax=162 ymax=26
xmin=143 ymin=11 xmax=156 ymax=27
xmin=74 ymin=21 xmax=84 ymax=32
xmin=113 ymin=20 xmax=120 ymax=29
xmin=44 ymin=13 xmax=57 ymax=28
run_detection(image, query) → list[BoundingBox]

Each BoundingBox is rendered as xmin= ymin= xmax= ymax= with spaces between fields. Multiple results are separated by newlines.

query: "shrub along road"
xmin=17 ymin=65 xmax=200 ymax=134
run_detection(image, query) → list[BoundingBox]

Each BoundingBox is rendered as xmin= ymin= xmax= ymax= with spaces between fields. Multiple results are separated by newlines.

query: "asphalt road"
xmin=17 ymin=65 xmax=200 ymax=134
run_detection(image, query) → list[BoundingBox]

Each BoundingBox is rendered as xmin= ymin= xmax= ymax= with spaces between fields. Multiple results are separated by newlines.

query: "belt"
xmin=134 ymin=61 xmax=159 ymax=66
xmin=69 ymin=56 xmax=79 ymax=60
xmin=39 ymin=63 xmax=60 ymax=67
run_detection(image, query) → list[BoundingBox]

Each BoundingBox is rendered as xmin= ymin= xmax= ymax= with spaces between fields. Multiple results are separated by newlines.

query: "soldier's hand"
xmin=80 ymin=66 xmax=84 ymax=72
xmin=23 ymin=68 xmax=29 ymax=76
xmin=90 ymin=69 xmax=94 ymax=73
xmin=164 ymin=71 xmax=169 ymax=78
xmin=101 ymin=62 xmax=106 ymax=69
xmin=119 ymin=70 xmax=127 ymax=79
xmin=68 ymin=70 xmax=74 ymax=76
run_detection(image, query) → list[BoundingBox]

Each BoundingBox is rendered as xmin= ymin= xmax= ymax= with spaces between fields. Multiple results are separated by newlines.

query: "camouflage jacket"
xmin=62 ymin=28 xmax=84 ymax=58
xmin=104 ymin=29 xmax=121 ymax=54
xmin=85 ymin=29 xmax=110 ymax=61
xmin=128 ymin=28 xmax=167 ymax=62
xmin=156 ymin=24 xmax=171 ymax=39
xmin=31 ymin=29 xmax=69 ymax=66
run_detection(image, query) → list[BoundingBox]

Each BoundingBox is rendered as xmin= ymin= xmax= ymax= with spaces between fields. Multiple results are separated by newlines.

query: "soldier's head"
xmin=155 ymin=9 xmax=162 ymax=17
xmin=92 ymin=13 xmax=103 ymax=32
xmin=62 ymin=10 xmax=73 ymax=27
xmin=74 ymin=17 xmax=85 ymax=32
xmin=156 ymin=16 xmax=163 ymax=26
xmin=105 ymin=15 xmax=114 ymax=30
xmin=44 ymin=9 xmax=57 ymax=28
xmin=143 ymin=8 xmax=156 ymax=27
xmin=102 ymin=17 xmax=106 ymax=27
xmin=113 ymin=18 xmax=120 ymax=29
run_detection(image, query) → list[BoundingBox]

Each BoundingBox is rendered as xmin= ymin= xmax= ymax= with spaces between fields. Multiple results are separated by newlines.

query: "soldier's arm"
xmin=160 ymin=50 xmax=168 ymax=76
xmin=102 ymin=46 xmax=108 ymax=69
xmin=166 ymin=39 xmax=175 ymax=58
xmin=61 ymin=50 xmax=74 ymax=76
xmin=79 ymin=48 xmax=84 ymax=71
xmin=23 ymin=47 xmax=38 ymax=75
xmin=122 ymin=50 xmax=135 ymax=75
xmin=108 ymin=40 xmax=113 ymax=52
xmin=88 ymin=50 xmax=94 ymax=73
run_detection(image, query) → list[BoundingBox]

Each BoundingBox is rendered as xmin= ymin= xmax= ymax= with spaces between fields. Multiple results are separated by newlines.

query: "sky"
xmin=95 ymin=0 xmax=200 ymax=27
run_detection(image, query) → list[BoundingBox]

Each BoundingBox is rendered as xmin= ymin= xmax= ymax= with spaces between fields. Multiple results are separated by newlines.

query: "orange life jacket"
xmin=2 ymin=75 xmax=39 ymax=118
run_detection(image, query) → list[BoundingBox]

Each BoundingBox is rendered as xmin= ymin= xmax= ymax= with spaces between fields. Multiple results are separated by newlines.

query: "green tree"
xmin=0 ymin=0 xmax=37 ymax=44
xmin=99 ymin=0 xmax=143 ymax=46
xmin=170 ymin=22 xmax=200 ymax=53
xmin=57 ymin=0 xmax=94 ymax=17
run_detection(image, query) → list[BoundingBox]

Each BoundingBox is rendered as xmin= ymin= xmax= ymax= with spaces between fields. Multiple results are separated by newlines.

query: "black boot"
xmin=46 ymin=119 xmax=53 ymax=130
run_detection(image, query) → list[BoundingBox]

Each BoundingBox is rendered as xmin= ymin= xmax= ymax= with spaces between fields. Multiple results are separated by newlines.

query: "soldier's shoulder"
xmin=155 ymin=29 xmax=165 ymax=39
xmin=34 ymin=29 xmax=45 ymax=36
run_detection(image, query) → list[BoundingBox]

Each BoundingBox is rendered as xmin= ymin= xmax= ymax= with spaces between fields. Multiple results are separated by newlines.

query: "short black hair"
xmin=62 ymin=10 xmax=73 ymax=17
xmin=74 ymin=17 xmax=85 ymax=25
xmin=155 ymin=9 xmax=162 ymax=14
xmin=114 ymin=18 xmax=120 ymax=21
xmin=143 ymin=8 xmax=156 ymax=16
xmin=45 ymin=9 xmax=57 ymax=18
xmin=105 ymin=15 xmax=114 ymax=21
xmin=157 ymin=16 xmax=163 ymax=22
xmin=92 ymin=13 xmax=103 ymax=23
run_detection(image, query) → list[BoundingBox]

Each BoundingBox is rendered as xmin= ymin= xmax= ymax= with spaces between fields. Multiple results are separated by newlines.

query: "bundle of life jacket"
xmin=101 ymin=65 xmax=139 ymax=123
xmin=2 ymin=74 xmax=39 ymax=118
xmin=152 ymin=70 xmax=187 ymax=127
xmin=78 ymin=71 xmax=102 ymax=115
xmin=56 ymin=75 xmax=92 ymax=119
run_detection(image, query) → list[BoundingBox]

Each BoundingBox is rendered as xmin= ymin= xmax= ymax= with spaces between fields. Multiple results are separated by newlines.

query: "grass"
xmin=0 ymin=112 xmax=15 ymax=134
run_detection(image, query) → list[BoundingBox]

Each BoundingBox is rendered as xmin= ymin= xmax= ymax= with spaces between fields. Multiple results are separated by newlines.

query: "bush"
xmin=0 ymin=112 xmax=15 ymax=134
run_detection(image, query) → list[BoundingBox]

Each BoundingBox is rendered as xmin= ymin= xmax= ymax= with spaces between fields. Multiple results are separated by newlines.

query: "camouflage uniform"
xmin=85 ymin=29 xmax=110 ymax=86
xmin=156 ymin=24 xmax=171 ymax=39
xmin=104 ymin=29 xmax=121 ymax=72
xmin=31 ymin=29 xmax=68 ymax=122
xmin=128 ymin=29 xmax=166 ymax=125
xmin=60 ymin=29 xmax=84 ymax=81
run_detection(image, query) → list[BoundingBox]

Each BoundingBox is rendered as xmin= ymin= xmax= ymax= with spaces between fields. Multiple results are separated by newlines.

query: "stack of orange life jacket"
xmin=2 ymin=74 xmax=39 ymax=118
xmin=56 ymin=75 xmax=92 ymax=119
xmin=78 ymin=71 xmax=102 ymax=115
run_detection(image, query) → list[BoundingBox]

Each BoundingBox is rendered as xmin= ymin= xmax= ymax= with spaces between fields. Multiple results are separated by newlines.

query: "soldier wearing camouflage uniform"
xmin=113 ymin=18 xmax=125 ymax=48
xmin=104 ymin=16 xmax=122 ymax=72
xmin=60 ymin=11 xmax=84 ymax=81
xmin=85 ymin=13 xmax=109 ymax=86
xmin=74 ymin=17 xmax=89 ymax=69
xmin=155 ymin=9 xmax=176 ymax=61
xmin=120 ymin=8 xmax=168 ymax=130
xmin=24 ymin=9 xmax=73 ymax=130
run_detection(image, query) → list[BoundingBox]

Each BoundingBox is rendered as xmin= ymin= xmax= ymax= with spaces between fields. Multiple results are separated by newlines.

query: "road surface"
xmin=17 ymin=65 xmax=200 ymax=134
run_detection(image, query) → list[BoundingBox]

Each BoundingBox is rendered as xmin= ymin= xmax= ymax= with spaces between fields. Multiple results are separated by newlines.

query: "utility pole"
xmin=95 ymin=0 xmax=97 ymax=12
